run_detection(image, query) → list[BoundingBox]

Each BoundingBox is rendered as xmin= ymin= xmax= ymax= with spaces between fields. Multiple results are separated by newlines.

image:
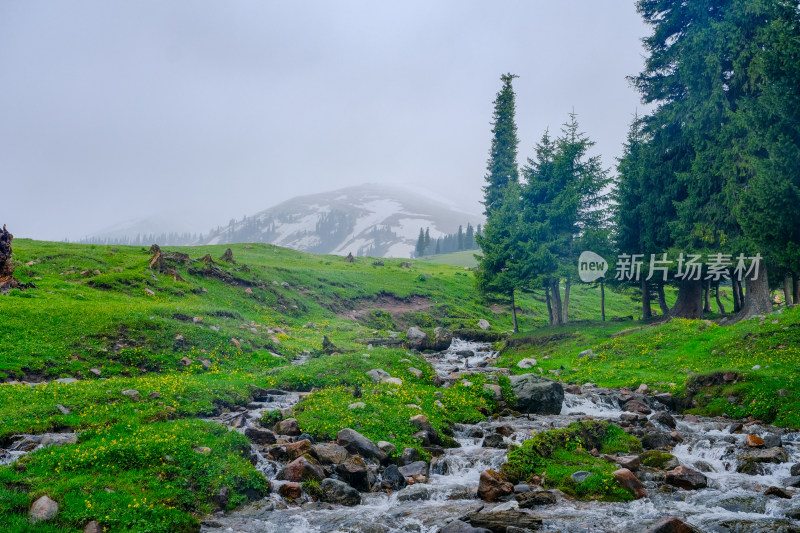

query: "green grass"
xmin=501 ymin=421 xmax=641 ymax=502
xmin=2 ymin=237 xmax=798 ymax=530
xmin=418 ymin=250 xmax=480 ymax=267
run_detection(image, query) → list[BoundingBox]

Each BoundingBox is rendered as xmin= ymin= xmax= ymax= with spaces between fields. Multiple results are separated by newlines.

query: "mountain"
xmin=203 ymin=184 xmax=483 ymax=258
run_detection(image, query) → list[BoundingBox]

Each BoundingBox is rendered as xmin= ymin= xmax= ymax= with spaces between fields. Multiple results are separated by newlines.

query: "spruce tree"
xmin=482 ymin=73 xmax=520 ymax=215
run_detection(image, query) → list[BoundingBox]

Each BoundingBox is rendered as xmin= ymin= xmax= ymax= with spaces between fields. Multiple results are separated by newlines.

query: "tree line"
xmin=413 ymin=223 xmax=482 ymax=258
xmin=477 ymin=1 xmax=800 ymax=331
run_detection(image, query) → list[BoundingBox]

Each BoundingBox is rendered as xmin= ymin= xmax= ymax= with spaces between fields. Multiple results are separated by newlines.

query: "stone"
xmin=736 ymin=447 xmax=788 ymax=474
xmin=517 ymin=358 xmax=538 ymax=369
xmin=613 ymin=468 xmax=648 ymax=499
xmin=640 ymin=450 xmax=679 ymax=470
xmin=244 ymin=426 xmax=277 ymax=445
xmin=380 ymin=464 xmax=407 ymax=491
xmin=377 ymin=441 xmax=396 ymax=455
xmin=432 ymin=327 xmax=453 ymax=351
xmin=509 ymin=374 xmax=564 ymax=415
xmin=84 ymin=521 xmax=104 ymax=533
xmin=477 ymin=469 xmax=514 ymax=502
xmin=56 ymin=404 xmax=70 ymax=415
xmin=477 ymin=319 xmax=491 ymax=331
xmin=319 ymin=478 xmax=361 ymax=506
xmin=636 ymin=383 xmax=650 ymax=394
xmin=764 ymin=486 xmax=791 ymax=499
xmin=399 ymin=447 xmax=418 ymax=466
xmin=336 ymin=456 xmax=373 ymax=492
xmin=439 ymin=520 xmax=492 ymax=533
xmin=624 ymin=400 xmax=652 ymax=415
xmin=275 ymin=418 xmax=302 ymax=436
xmin=786 ymin=507 xmax=800 ymax=520
xmin=653 ymin=393 xmax=675 ymax=409
xmin=785 ymin=476 xmax=800 ymax=488
xmin=495 ymin=424 xmax=514 ymax=437
xmin=745 ymin=434 xmax=765 ymax=447
xmin=467 ymin=509 xmax=542 ymax=532
xmin=641 ymin=431 xmax=672 ymax=450
xmin=29 ymin=495 xmax=58 ymax=522
xmin=121 ymin=389 xmax=140 ymax=398
xmin=311 ymin=442 xmax=349 ymax=465
xmin=651 ymin=411 xmax=677 ymax=429
xmin=285 ymin=439 xmax=312 ymax=461
xmin=762 ymin=434 xmax=781 ymax=448
xmin=179 ymin=356 xmax=192 ymax=366
xmin=791 ymin=463 xmax=800 ymax=476
xmin=89 ymin=368 xmax=102 ymax=377
xmin=398 ymin=461 xmax=429 ymax=483
xmin=577 ymin=349 xmax=593 ymax=359
xmin=283 ymin=455 xmax=325 ymax=483
xmin=665 ymin=466 xmax=707 ymax=490
xmin=406 ymin=327 xmax=428 ymax=349
xmin=194 ymin=447 xmax=212 ymax=454
xmin=337 ymin=428 xmax=385 ymax=462
xmin=366 ymin=368 xmax=392 ymax=383
xmin=645 ymin=516 xmax=699 ymax=533
xmin=348 ymin=402 xmax=366 ymax=409
xmin=384 ymin=377 xmax=403 ymax=386
xmin=516 ymin=489 xmax=556 ymax=507
xmin=570 ymin=470 xmax=592 ymax=483
xmin=407 ymin=367 xmax=423 ymax=379
xmin=482 ymin=434 xmax=507 ymax=449
xmin=278 ymin=482 xmax=302 ymax=499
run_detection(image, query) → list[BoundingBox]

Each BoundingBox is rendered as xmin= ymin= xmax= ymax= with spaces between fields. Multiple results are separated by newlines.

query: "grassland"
xmin=0 ymin=238 xmax=797 ymax=531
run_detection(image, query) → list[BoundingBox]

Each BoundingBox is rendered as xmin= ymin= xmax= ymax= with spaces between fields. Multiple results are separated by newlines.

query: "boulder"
xmin=84 ymin=522 xmax=103 ymax=533
xmin=651 ymin=411 xmax=677 ymax=429
xmin=476 ymin=319 xmax=491 ymax=331
xmin=509 ymin=374 xmax=564 ymax=415
xmin=399 ymin=447 xmax=418 ymax=466
xmin=407 ymin=367 xmax=424 ymax=379
xmin=570 ymin=471 xmax=592 ymax=483
xmin=746 ymin=434 xmax=765 ymax=447
xmin=785 ymin=476 xmax=800 ymax=488
xmin=665 ymin=466 xmax=707 ymax=490
xmin=337 ymin=428 xmax=385 ymax=462
xmin=406 ymin=327 xmax=428 ymax=350
xmin=477 ymin=469 xmax=514 ymax=502
xmin=613 ymin=468 xmax=648 ymax=499
xmin=29 ymin=495 xmax=58 ymax=522
xmin=398 ymin=461 xmax=429 ymax=483
xmin=348 ymin=402 xmax=366 ymax=409
xmin=737 ymin=447 xmax=789 ymax=474
xmin=440 ymin=520 xmax=492 ymax=533
xmin=764 ymin=486 xmax=791 ymax=499
xmin=641 ymin=431 xmax=672 ymax=450
xmin=432 ymin=327 xmax=453 ymax=351
xmin=275 ymin=418 xmax=301 ymax=436
xmin=377 ymin=441 xmax=397 ymax=456
xmin=366 ymin=368 xmax=392 ymax=383
xmin=244 ymin=427 xmax=277 ymax=445
xmin=791 ymin=463 xmax=800 ymax=477
xmin=640 ymin=450 xmax=679 ymax=470
xmin=283 ymin=455 xmax=325 ymax=483
xmin=624 ymin=400 xmax=652 ymax=415
xmin=603 ymin=454 xmax=641 ymax=471
xmin=336 ymin=456 xmax=373 ymax=492
xmin=645 ymin=516 xmax=699 ymax=533
xmin=517 ymin=358 xmax=537 ymax=369
xmin=482 ymin=434 xmax=507 ymax=449
xmin=466 ymin=509 xmax=542 ymax=532
xmin=319 ymin=478 xmax=361 ymax=506
xmin=381 ymin=464 xmax=407 ymax=491
xmin=285 ymin=439 xmax=312 ymax=461
xmin=278 ymin=482 xmax=302 ymax=499
xmin=311 ymin=442 xmax=349 ymax=465
xmin=515 ymin=489 xmax=556 ymax=507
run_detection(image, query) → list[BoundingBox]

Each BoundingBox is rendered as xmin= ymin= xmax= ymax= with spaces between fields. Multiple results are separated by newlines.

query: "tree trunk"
xmin=545 ymin=286 xmax=554 ymax=325
xmin=657 ymin=283 xmax=669 ymax=315
xmin=562 ymin=278 xmax=571 ymax=325
xmin=600 ymin=279 xmax=606 ymax=322
xmin=641 ymin=279 xmax=652 ymax=319
xmin=794 ymin=273 xmax=800 ymax=305
xmin=729 ymin=263 xmax=773 ymax=324
xmin=715 ymin=282 xmax=725 ymax=314
xmin=550 ymin=278 xmax=563 ymax=325
xmin=738 ymin=278 xmax=746 ymax=309
xmin=668 ymin=279 xmax=704 ymax=319
xmin=732 ymin=277 xmax=742 ymax=313
xmin=783 ymin=275 xmax=792 ymax=307
xmin=510 ymin=288 xmax=519 ymax=333
xmin=703 ymin=281 xmax=712 ymax=313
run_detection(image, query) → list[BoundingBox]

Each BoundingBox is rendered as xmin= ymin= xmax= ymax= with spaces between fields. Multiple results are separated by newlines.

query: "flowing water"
xmin=199 ymin=340 xmax=800 ymax=532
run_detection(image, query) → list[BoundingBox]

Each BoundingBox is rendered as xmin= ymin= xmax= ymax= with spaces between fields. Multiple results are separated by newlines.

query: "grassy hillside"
xmin=418 ymin=250 xmax=480 ymax=267
xmin=0 ymin=239 xmax=797 ymax=531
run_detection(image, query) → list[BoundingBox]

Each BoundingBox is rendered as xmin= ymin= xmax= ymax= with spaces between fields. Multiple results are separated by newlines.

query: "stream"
xmin=199 ymin=340 xmax=800 ymax=533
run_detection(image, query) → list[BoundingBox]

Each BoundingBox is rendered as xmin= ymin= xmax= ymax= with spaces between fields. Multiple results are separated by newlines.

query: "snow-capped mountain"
xmin=204 ymin=184 xmax=483 ymax=258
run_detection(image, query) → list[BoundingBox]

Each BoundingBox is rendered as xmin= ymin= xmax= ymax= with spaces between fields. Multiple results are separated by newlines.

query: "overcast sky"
xmin=1 ymin=1 xmax=650 ymax=241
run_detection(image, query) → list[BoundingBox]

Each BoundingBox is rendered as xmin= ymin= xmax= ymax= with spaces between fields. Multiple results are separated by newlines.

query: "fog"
xmin=0 ymin=1 xmax=649 ymax=241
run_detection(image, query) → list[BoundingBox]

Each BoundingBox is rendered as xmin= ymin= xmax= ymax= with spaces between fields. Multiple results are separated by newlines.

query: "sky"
xmin=0 ymin=1 xmax=651 ymax=241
